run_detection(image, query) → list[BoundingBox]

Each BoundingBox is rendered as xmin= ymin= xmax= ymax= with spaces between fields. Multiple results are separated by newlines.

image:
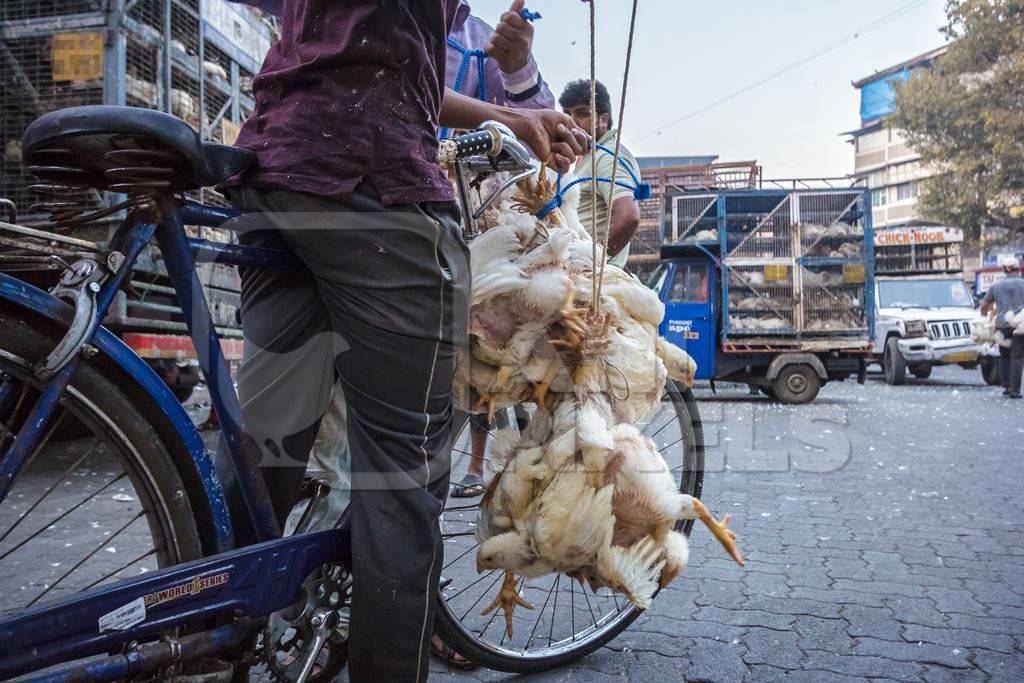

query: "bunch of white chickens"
xmin=453 ymin=171 xmax=743 ymax=636
xmin=973 ymin=308 xmax=1024 ymax=348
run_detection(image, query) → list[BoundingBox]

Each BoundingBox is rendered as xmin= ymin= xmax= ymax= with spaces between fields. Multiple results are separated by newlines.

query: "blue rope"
xmin=520 ymin=8 xmax=542 ymax=21
xmin=440 ymin=37 xmax=487 ymax=139
xmin=534 ymin=145 xmax=652 ymax=219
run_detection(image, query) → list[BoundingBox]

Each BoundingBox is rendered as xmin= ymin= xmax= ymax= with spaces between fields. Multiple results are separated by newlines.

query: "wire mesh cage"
xmin=670 ymin=194 xmax=719 ymax=243
xmin=725 ymin=263 xmax=797 ymax=334
xmin=0 ymin=31 xmax=106 ymax=217
xmin=800 ymin=263 xmax=868 ymax=334
xmin=724 ymin=192 xmax=793 ymax=260
xmin=796 ymin=190 xmax=865 ymax=259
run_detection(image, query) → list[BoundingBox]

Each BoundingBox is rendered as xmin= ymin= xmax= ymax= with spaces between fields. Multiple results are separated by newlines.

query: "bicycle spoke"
xmin=458 ymin=570 xmax=503 ymax=621
xmin=0 ymin=380 xmax=29 ymax=444
xmin=78 ymin=548 xmax=157 ymax=593
xmin=442 ymin=540 xmax=480 ymax=570
xmin=447 ymin=568 xmax=498 ymax=603
xmin=0 ymin=472 xmax=127 ymax=561
xmin=26 ymin=509 xmax=145 ymax=608
xmin=580 ymin=581 xmax=599 ymax=628
xmin=524 ymin=575 xmax=558 ymax=651
xmin=0 ymin=437 xmax=101 ymax=546
xmin=547 ymin=574 xmax=559 ymax=646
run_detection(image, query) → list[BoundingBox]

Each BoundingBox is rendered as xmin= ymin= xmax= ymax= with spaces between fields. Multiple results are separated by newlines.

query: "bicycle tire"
xmin=433 ymin=381 xmax=704 ymax=674
xmin=0 ymin=308 xmax=206 ymax=619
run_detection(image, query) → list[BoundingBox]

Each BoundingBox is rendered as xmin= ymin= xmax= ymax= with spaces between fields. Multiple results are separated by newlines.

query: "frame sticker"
xmin=98 ymin=597 xmax=146 ymax=633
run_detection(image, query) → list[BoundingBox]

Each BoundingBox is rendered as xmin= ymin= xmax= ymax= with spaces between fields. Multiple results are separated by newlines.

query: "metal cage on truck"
xmin=665 ymin=188 xmax=875 ymax=342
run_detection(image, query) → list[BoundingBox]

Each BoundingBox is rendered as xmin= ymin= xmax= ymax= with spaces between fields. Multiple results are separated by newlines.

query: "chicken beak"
xmin=476 ymin=555 xmax=485 ymax=574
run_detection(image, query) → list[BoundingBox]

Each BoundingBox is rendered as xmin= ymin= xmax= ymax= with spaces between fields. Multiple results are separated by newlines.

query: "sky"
xmin=471 ymin=0 xmax=950 ymax=180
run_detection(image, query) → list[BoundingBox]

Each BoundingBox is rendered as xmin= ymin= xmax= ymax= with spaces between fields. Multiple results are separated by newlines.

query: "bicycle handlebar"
xmin=437 ymin=121 xmax=535 ymax=174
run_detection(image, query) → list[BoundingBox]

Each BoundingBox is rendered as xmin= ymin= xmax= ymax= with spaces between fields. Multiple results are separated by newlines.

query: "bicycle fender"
xmin=0 ymin=272 xmax=234 ymax=552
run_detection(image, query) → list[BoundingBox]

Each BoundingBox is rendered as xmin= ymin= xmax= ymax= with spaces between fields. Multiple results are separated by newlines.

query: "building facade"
xmin=849 ymin=46 xmax=948 ymax=230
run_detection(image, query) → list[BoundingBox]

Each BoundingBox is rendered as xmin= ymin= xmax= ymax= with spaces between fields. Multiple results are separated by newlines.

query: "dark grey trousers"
xmin=998 ymin=328 xmax=1024 ymax=396
xmin=230 ymin=184 xmax=469 ymax=682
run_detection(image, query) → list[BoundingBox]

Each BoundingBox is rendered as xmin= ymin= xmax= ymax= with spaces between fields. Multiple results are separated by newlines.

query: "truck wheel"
xmin=772 ymin=365 xmax=821 ymax=404
xmin=910 ymin=364 xmax=932 ymax=380
xmin=981 ymin=359 xmax=1001 ymax=386
xmin=883 ymin=336 xmax=907 ymax=385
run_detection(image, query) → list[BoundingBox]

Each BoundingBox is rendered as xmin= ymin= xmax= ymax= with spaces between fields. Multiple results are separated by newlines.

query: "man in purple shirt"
xmin=446 ymin=0 xmax=554 ymax=111
xmin=224 ymin=2 xmax=584 ymax=680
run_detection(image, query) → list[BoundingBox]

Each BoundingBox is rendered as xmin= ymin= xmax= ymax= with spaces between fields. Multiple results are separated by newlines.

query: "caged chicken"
xmin=453 ymin=168 xmax=744 ymax=637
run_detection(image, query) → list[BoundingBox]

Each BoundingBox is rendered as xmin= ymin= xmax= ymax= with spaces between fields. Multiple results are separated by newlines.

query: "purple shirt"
xmin=446 ymin=2 xmax=554 ymax=110
xmin=229 ymin=1 xmax=459 ymax=205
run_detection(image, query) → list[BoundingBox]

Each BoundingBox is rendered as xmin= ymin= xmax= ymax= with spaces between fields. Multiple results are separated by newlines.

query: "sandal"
xmin=450 ymin=473 xmax=486 ymax=498
xmin=430 ymin=636 xmax=477 ymax=670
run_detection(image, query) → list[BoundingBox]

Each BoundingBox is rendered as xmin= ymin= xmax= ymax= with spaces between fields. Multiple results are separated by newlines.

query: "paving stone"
xmin=841 ymin=605 xmax=902 ymax=641
xmin=853 ymin=637 xmax=972 ymax=668
xmin=741 ymin=627 xmax=803 ymax=670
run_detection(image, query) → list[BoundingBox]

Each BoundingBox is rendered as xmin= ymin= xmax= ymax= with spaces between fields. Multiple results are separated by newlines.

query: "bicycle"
xmin=0 ymin=105 xmax=704 ymax=680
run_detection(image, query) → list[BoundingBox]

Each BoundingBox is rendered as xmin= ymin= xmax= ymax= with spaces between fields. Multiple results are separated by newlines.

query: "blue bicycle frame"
xmin=0 ymin=199 xmax=349 ymax=681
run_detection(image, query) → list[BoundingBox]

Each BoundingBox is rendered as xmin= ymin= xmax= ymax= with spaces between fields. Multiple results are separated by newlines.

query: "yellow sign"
xmin=220 ymin=119 xmax=241 ymax=146
xmin=942 ymin=351 xmax=977 ymax=363
xmin=764 ymin=264 xmax=789 ymax=282
xmin=843 ymin=264 xmax=866 ymax=284
xmin=51 ymin=33 xmax=104 ymax=82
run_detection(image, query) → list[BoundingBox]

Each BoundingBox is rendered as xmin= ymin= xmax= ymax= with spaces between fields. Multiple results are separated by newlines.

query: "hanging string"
xmin=595 ymin=0 xmax=640 ymax=309
xmin=587 ymin=0 xmax=599 ymax=314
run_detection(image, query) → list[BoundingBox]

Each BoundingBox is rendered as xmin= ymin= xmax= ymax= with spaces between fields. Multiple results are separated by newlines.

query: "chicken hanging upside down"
xmin=453 ymin=169 xmax=744 ymax=638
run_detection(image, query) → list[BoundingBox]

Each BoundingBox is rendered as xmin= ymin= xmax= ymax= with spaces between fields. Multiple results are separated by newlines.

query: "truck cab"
xmin=870 ymin=227 xmax=985 ymax=384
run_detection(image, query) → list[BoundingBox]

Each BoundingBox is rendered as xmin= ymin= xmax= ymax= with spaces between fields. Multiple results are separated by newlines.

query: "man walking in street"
xmin=982 ymin=255 xmax=1024 ymax=399
xmin=559 ymin=79 xmax=642 ymax=268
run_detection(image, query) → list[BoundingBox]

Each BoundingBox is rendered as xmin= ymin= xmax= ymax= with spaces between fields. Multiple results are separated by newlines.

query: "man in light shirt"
xmin=559 ymin=79 xmax=641 ymax=268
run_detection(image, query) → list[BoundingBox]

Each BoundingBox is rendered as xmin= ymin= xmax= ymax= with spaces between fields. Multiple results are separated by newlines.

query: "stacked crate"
xmin=0 ymin=0 xmax=274 ymax=334
xmin=670 ymin=188 xmax=873 ymax=339
xmin=795 ymin=190 xmax=871 ymax=336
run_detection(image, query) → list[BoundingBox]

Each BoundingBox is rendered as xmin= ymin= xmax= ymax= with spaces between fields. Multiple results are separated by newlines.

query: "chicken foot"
xmin=692 ymin=498 xmax=745 ymax=566
xmin=531 ymin=359 xmax=561 ymax=409
xmin=480 ymin=570 xmax=534 ymax=637
xmin=473 ymin=364 xmax=516 ymax=422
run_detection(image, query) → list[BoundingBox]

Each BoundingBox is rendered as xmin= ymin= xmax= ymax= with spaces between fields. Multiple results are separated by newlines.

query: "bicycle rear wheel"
xmin=0 ymin=310 xmax=205 ymax=619
xmin=434 ymin=381 xmax=704 ymax=674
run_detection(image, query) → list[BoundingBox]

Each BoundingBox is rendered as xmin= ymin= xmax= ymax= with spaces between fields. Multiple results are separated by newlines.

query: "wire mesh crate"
xmin=669 ymin=193 xmax=719 ymax=243
xmin=724 ymin=192 xmax=794 ymax=260
xmin=725 ymin=262 xmax=797 ymax=334
xmin=796 ymin=190 xmax=866 ymax=259
xmin=800 ymin=263 xmax=869 ymax=334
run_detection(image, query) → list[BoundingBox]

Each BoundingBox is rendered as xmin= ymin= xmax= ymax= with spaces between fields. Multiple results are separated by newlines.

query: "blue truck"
xmin=648 ymin=188 xmax=875 ymax=403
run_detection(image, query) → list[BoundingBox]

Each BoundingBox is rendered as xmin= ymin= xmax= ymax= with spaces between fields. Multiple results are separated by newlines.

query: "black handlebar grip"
xmin=437 ymin=129 xmax=497 ymax=164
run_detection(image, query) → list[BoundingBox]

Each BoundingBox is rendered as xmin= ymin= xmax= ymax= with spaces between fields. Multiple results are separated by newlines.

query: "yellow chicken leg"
xmin=473 ymin=365 xmax=516 ymax=422
xmin=531 ymin=360 xmax=561 ymax=409
xmin=480 ymin=570 xmax=533 ymax=637
xmin=692 ymin=498 xmax=744 ymax=566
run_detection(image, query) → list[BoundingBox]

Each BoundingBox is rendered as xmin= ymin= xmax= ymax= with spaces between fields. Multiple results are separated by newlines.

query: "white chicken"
xmin=455 ymin=168 xmax=743 ymax=637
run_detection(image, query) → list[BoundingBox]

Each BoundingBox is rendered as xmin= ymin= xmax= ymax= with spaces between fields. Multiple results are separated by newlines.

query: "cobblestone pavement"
xmin=4 ymin=365 xmax=1022 ymax=682
xmin=424 ymin=366 xmax=1024 ymax=682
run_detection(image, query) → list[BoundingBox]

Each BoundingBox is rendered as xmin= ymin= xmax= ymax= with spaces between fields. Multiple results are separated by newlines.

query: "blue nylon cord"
xmin=439 ymin=38 xmax=487 ymax=139
xmin=535 ymin=145 xmax=652 ymax=219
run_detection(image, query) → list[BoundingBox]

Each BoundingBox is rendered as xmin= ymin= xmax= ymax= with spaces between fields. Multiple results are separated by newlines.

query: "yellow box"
xmin=843 ymin=264 xmax=866 ymax=284
xmin=220 ymin=119 xmax=241 ymax=146
xmin=764 ymin=264 xmax=789 ymax=282
xmin=51 ymin=32 xmax=104 ymax=82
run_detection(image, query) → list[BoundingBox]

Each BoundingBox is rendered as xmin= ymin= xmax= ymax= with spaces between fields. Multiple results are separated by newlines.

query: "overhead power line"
xmin=634 ymin=0 xmax=934 ymax=142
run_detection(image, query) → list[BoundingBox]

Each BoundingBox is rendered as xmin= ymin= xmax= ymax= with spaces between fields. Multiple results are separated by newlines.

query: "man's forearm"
xmin=440 ymin=88 xmax=515 ymax=130
xmin=606 ymin=196 xmax=641 ymax=257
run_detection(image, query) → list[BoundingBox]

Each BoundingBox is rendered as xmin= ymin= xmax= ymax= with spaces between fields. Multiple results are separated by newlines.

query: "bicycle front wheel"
xmin=434 ymin=381 xmax=704 ymax=674
xmin=0 ymin=309 xmax=206 ymax=621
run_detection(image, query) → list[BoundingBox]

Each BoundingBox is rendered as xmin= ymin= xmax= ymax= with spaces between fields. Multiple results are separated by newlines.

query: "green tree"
xmin=891 ymin=0 xmax=1024 ymax=239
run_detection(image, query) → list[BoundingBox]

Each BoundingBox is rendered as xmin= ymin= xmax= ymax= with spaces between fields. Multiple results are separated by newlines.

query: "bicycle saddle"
xmin=22 ymin=105 xmax=256 ymax=193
